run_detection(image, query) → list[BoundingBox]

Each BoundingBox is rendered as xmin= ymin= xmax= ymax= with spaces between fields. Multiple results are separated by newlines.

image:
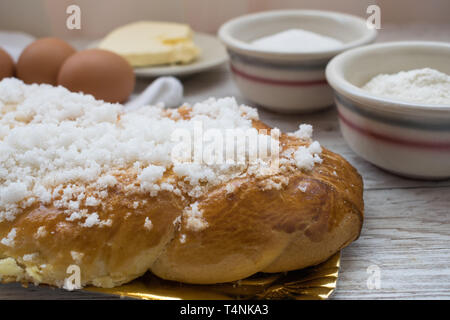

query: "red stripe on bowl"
xmin=338 ymin=111 xmax=450 ymax=150
xmin=230 ymin=65 xmax=328 ymax=87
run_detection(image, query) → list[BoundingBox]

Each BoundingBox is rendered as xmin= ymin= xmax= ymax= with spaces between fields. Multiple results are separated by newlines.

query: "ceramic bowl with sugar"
xmin=218 ymin=10 xmax=377 ymax=113
xmin=326 ymin=41 xmax=450 ymax=179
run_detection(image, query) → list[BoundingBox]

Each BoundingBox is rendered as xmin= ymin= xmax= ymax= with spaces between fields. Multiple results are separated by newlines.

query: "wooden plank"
xmin=334 ymin=186 xmax=450 ymax=299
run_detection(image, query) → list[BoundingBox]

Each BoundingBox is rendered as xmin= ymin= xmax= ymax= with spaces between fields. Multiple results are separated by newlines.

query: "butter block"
xmin=99 ymin=21 xmax=201 ymax=67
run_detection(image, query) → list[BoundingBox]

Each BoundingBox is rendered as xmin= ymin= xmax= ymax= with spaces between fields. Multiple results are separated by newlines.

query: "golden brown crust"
xmin=151 ymin=140 xmax=363 ymax=283
xmin=0 ymin=118 xmax=363 ymax=288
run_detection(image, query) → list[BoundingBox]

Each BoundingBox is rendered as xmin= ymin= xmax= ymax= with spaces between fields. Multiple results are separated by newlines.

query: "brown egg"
xmin=57 ymin=49 xmax=135 ymax=103
xmin=17 ymin=37 xmax=76 ymax=85
xmin=0 ymin=48 xmax=15 ymax=80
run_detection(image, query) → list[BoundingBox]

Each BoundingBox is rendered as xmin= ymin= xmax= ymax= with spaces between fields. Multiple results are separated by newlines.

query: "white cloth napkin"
xmin=125 ymin=77 xmax=184 ymax=111
xmin=0 ymin=30 xmax=184 ymax=109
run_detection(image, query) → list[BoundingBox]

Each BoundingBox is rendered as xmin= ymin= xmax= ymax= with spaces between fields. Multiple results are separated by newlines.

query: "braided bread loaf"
xmin=0 ymin=79 xmax=363 ymax=288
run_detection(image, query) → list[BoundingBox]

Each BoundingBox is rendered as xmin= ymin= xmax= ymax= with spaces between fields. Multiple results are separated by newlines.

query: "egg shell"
xmin=57 ymin=49 xmax=135 ymax=103
xmin=17 ymin=37 xmax=76 ymax=85
xmin=0 ymin=48 xmax=15 ymax=80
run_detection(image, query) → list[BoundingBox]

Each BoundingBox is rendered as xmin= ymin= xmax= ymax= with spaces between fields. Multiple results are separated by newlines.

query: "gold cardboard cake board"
xmin=85 ymin=251 xmax=341 ymax=300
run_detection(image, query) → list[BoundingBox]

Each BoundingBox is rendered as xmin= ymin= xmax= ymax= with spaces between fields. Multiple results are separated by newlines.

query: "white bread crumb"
xmin=144 ymin=217 xmax=153 ymax=230
xmin=34 ymin=226 xmax=47 ymax=239
xmin=290 ymin=124 xmax=313 ymax=140
xmin=184 ymin=202 xmax=208 ymax=231
xmin=1 ymin=228 xmax=17 ymax=247
xmin=293 ymin=141 xmax=323 ymax=171
xmin=23 ymin=253 xmax=38 ymax=261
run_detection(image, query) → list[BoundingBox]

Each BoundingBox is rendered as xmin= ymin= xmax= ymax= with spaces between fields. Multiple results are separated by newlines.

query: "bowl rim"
xmin=326 ymin=41 xmax=450 ymax=114
xmin=217 ymin=9 xmax=377 ymax=61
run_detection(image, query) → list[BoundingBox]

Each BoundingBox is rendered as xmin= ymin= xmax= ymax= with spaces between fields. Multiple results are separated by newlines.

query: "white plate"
xmin=90 ymin=33 xmax=228 ymax=78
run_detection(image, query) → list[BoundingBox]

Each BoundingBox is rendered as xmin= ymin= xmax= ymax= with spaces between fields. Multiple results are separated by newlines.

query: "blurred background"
xmin=0 ymin=0 xmax=449 ymax=39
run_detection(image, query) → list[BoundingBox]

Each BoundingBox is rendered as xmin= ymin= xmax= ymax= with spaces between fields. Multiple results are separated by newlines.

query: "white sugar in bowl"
xmin=218 ymin=10 xmax=377 ymax=113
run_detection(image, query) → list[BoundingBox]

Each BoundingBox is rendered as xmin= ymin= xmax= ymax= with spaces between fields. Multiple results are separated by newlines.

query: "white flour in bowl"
xmin=251 ymin=29 xmax=343 ymax=53
xmin=362 ymin=68 xmax=450 ymax=105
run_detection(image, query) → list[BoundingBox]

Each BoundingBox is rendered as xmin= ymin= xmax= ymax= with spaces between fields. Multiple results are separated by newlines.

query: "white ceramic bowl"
xmin=218 ymin=10 xmax=377 ymax=113
xmin=326 ymin=41 xmax=450 ymax=179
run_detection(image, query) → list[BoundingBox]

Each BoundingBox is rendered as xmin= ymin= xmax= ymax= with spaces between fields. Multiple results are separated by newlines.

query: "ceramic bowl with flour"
xmin=326 ymin=41 xmax=450 ymax=179
xmin=218 ymin=10 xmax=377 ymax=113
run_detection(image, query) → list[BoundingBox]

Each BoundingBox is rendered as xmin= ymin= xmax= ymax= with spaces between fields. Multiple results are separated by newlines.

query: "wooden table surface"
xmin=1 ymin=23 xmax=449 ymax=300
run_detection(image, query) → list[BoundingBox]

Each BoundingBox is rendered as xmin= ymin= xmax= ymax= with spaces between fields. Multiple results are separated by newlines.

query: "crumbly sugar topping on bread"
xmin=0 ymin=228 xmax=16 ymax=247
xmin=22 ymin=253 xmax=38 ymax=262
xmin=281 ymin=126 xmax=322 ymax=171
xmin=289 ymin=124 xmax=313 ymax=140
xmin=0 ymin=78 xmax=322 ymax=227
xmin=184 ymin=202 xmax=208 ymax=231
xmin=144 ymin=217 xmax=153 ymax=230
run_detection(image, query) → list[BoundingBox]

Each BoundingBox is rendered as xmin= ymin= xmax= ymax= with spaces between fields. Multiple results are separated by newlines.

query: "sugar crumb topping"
xmin=1 ymin=228 xmax=17 ymax=247
xmin=284 ymin=124 xmax=323 ymax=171
xmin=184 ymin=202 xmax=208 ymax=231
xmin=23 ymin=253 xmax=38 ymax=261
xmin=144 ymin=217 xmax=153 ymax=230
xmin=293 ymin=141 xmax=323 ymax=171
xmin=0 ymin=79 xmax=323 ymax=232
xmin=34 ymin=226 xmax=47 ymax=239
xmin=290 ymin=124 xmax=313 ymax=140
xmin=80 ymin=212 xmax=112 ymax=228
